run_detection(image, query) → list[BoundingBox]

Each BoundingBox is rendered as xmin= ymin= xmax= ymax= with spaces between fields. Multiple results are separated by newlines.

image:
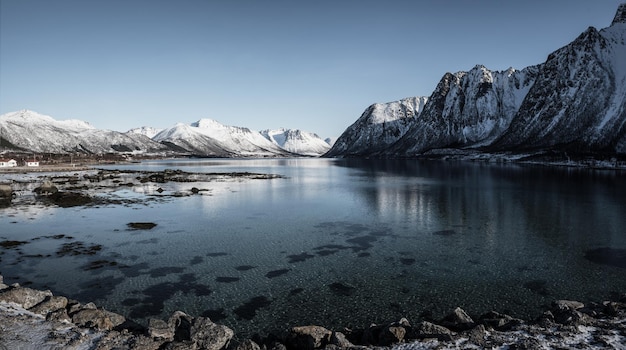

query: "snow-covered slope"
xmin=153 ymin=119 xmax=294 ymax=157
xmin=126 ymin=126 xmax=163 ymax=139
xmin=260 ymin=128 xmax=331 ymax=156
xmin=327 ymin=5 xmax=626 ymax=157
xmin=395 ymin=65 xmax=538 ymax=156
xmin=325 ymin=96 xmax=428 ymax=157
xmin=493 ymin=20 xmax=626 ymax=153
xmin=0 ymin=110 xmax=168 ymax=154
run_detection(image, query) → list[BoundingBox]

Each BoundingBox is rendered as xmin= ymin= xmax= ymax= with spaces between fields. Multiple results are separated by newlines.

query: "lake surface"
xmin=1 ymin=158 xmax=626 ymax=337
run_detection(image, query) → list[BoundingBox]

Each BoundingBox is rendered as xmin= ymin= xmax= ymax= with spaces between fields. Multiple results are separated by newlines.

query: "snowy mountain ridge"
xmin=0 ymin=111 xmax=331 ymax=157
xmin=327 ymin=5 xmax=626 ymax=158
xmin=260 ymin=128 xmax=331 ymax=156
xmin=0 ymin=110 xmax=167 ymax=154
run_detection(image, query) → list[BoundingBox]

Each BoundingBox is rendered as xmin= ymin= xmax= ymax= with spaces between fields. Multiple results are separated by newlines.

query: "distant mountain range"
xmin=326 ymin=4 xmax=626 ymax=158
xmin=0 ymin=110 xmax=331 ymax=157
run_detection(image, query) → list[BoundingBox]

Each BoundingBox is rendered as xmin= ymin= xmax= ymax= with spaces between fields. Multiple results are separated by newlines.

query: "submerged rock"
xmin=127 ymin=222 xmax=158 ymax=230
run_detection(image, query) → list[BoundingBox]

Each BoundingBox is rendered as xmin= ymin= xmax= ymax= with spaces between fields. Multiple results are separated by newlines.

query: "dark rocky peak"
xmin=612 ymin=3 xmax=626 ymax=25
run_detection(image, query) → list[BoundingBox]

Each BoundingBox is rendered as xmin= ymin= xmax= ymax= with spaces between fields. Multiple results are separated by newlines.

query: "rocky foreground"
xmin=0 ymin=275 xmax=625 ymax=349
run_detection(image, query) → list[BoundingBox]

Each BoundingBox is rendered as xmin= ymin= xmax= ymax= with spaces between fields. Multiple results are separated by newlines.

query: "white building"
xmin=26 ymin=161 xmax=40 ymax=167
xmin=0 ymin=159 xmax=17 ymax=167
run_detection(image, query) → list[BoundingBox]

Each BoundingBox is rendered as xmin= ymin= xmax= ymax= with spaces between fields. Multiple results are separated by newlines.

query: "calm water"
xmin=1 ymin=158 xmax=625 ymax=337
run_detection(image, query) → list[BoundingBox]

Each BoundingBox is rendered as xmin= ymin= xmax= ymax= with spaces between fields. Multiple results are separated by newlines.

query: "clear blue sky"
xmin=0 ymin=0 xmax=623 ymax=138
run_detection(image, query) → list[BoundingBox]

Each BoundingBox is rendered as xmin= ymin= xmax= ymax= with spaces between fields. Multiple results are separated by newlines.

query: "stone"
xmin=415 ymin=321 xmax=453 ymax=341
xmin=149 ymin=318 xmax=174 ymax=341
xmin=464 ymin=324 xmax=487 ymax=347
xmin=287 ymin=325 xmax=332 ymax=349
xmin=169 ymin=311 xmax=193 ymax=341
xmin=378 ymin=326 xmax=406 ymax=345
xmin=46 ymin=308 xmax=72 ymax=323
xmin=66 ymin=299 xmax=83 ymax=315
xmin=329 ymin=331 xmax=353 ymax=348
xmin=0 ymin=275 xmax=8 ymax=290
xmin=235 ymin=339 xmax=261 ymax=350
xmin=29 ymin=295 xmax=68 ymax=316
xmin=479 ymin=311 xmax=522 ymax=331
xmin=0 ymin=286 xmax=53 ymax=309
xmin=33 ymin=181 xmax=58 ymax=195
xmin=71 ymin=308 xmax=126 ymax=330
xmin=552 ymin=300 xmax=585 ymax=312
xmin=190 ymin=316 xmax=234 ymax=350
xmin=92 ymin=330 xmax=166 ymax=350
xmin=441 ymin=307 xmax=475 ymax=331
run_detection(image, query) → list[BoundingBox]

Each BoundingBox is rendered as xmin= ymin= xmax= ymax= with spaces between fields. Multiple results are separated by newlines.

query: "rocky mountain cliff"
xmin=325 ymin=96 xmax=428 ymax=157
xmin=327 ymin=5 xmax=626 ymax=158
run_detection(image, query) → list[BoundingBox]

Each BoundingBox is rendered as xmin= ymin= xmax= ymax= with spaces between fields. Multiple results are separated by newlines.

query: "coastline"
xmin=0 ymin=275 xmax=624 ymax=349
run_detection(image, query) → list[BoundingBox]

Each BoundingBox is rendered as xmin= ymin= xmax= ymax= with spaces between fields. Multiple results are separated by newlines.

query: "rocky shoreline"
xmin=0 ymin=275 xmax=624 ymax=349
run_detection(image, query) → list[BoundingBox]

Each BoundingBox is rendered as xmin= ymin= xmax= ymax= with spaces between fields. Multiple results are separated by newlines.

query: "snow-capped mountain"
xmin=260 ymin=128 xmax=331 ymax=156
xmin=153 ymin=119 xmax=294 ymax=157
xmin=327 ymin=4 xmax=626 ymax=158
xmin=0 ymin=110 xmax=168 ymax=154
xmin=325 ymin=96 xmax=428 ymax=157
xmin=395 ymin=65 xmax=538 ymax=156
xmin=126 ymin=126 xmax=163 ymax=139
xmin=492 ymin=17 xmax=626 ymax=154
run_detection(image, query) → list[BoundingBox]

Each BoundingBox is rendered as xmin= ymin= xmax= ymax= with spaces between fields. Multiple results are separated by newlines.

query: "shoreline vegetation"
xmin=0 ymin=274 xmax=624 ymax=349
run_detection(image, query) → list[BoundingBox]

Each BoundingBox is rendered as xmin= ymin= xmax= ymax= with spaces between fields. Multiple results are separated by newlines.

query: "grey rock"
xmin=66 ymin=299 xmax=83 ymax=315
xmin=0 ymin=286 xmax=53 ymax=309
xmin=441 ymin=307 xmax=475 ymax=331
xmin=46 ymin=308 xmax=71 ymax=323
xmin=169 ymin=310 xmax=193 ymax=341
xmin=29 ymin=295 xmax=68 ymax=316
xmin=479 ymin=311 xmax=522 ymax=331
xmin=94 ymin=330 xmax=165 ymax=350
xmin=34 ymin=180 xmax=59 ymax=195
xmin=329 ymin=331 xmax=353 ymax=348
xmin=71 ymin=308 xmax=126 ymax=330
xmin=378 ymin=326 xmax=406 ymax=345
xmin=287 ymin=325 xmax=332 ymax=349
xmin=552 ymin=300 xmax=585 ymax=312
xmin=415 ymin=321 xmax=453 ymax=341
xmin=235 ymin=339 xmax=261 ymax=350
xmin=190 ymin=316 xmax=234 ymax=350
xmin=149 ymin=318 xmax=175 ymax=341
xmin=464 ymin=324 xmax=487 ymax=347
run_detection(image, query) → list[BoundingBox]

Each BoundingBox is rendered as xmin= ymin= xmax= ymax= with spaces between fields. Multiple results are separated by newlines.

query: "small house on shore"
xmin=26 ymin=160 xmax=40 ymax=167
xmin=0 ymin=159 xmax=17 ymax=167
